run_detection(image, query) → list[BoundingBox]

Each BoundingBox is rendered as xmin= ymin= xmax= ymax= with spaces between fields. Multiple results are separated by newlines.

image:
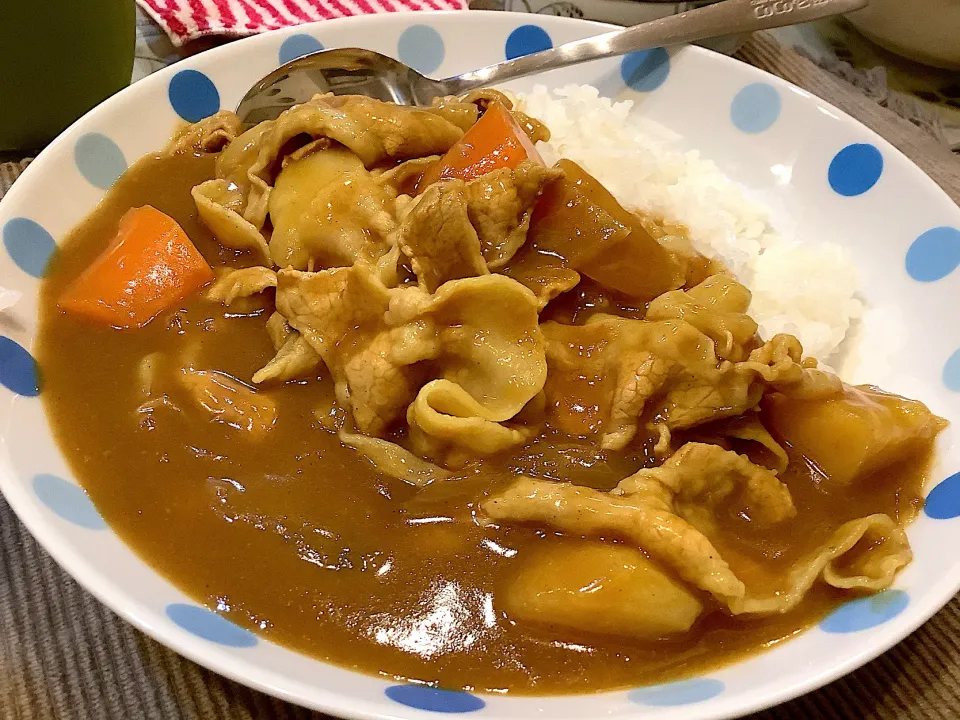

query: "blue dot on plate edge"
xmin=385 ymin=685 xmax=485 ymax=713
xmin=828 ymin=143 xmax=883 ymax=196
xmin=945 ymin=348 xmax=960 ymax=391
xmin=0 ymin=336 xmax=39 ymax=396
xmin=925 ymin=472 xmax=960 ymax=519
xmin=278 ymin=34 xmax=324 ymax=65
xmin=74 ymin=133 xmax=127 ymax=190
xmin=731 ymin=82 xmax=781 ymax=133
xmin=398 ymin=25 xmax=445 ymax=75
xmin=166 ymin=603 xmax=258 ymax=647
xmin=168 ymin=69 xmax=220 ymax=123
xmin=32 ymin=474 xmax=105 ymax=529
xmin=820 ymin=589 xmax=909 ymax=633
xmin=629 ymin=678 xmax=725 ymax=706
xmin=905 ymin=226 xmax=960 ymax=282
xmin=505 ymin=25 xmax=552 ymax=60
xmin=621 ymin=48 xmax=671 ymax=93
xmin=3 ymin=217 xmax=56 ymax=278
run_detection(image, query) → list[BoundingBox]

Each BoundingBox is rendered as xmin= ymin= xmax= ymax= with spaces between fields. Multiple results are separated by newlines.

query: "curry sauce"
xmin=35 ymin=149 xmax=940 ymax=693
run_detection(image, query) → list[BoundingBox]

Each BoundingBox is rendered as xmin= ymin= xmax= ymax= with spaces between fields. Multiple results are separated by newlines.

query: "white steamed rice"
xmin=514 ymin=84 xmax=863 ymax=364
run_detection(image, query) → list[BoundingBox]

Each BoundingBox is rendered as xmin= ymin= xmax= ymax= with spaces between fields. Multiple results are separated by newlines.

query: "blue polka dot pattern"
xmin=32 ymin=474 xmax=105 ymax=530
xmin=621 ymin=48 xmax=671 ymax=93
xmin=3 ymin=217 xmax=56 ymax=278
xmin=905 ymin=226 xmax=960 ymax=282
xmin=166 ymin=604 xmax=258 ymax=648
xmin=945 ymin=348 xmax=960 ymax=392
xmin=730 ymin=82 xmax=782 ymax=133
xmin=278 ymin=34 xmax=324 ymax=65
xmin=925 ymin=472 xmax=960 ymax=519
xmin=629 ymin=678 xmax=725 ymax=706
xmin=505 ymin=25 xmax=552 ymax=60
xmin=398 ymin=25 xmax=445 ymax=75
xmin=0 ymin=336 xmax=39 ymax=396
xmin=828 ymin=143 xmax=883 ymax=197
xmin=820 ymin=589 xmax=909 ymax=633
xmin=73 ymin=133 xmax=127 ymax=190
xmin=385 ymin=685 xmax=485 ymax=713
xmin=168 ymin=70 xmax=220 ymax=123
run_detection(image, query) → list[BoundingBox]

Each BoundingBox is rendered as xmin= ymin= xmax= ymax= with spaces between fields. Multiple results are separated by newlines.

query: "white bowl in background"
xmin=847 ymin=0 xmax=960 ymax=69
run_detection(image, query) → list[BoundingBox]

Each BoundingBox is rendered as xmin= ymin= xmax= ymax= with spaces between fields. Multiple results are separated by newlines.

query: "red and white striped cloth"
xmin=137 ymin=0 xmax=468 ymax=46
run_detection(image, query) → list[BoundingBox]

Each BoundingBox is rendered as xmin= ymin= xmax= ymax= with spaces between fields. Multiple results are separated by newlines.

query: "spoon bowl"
xmin=236 ymin=48 xmax=451 ymax=127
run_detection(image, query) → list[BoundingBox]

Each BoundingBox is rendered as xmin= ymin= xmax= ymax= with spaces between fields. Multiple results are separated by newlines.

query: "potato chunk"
xmin=502 ymin=542 xmax=703 ymax=640
xmin=763 ymin=385 xmax=946 ymax=485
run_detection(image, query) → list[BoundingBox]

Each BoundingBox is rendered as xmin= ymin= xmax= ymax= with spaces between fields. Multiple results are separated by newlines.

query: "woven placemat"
xmin=2 ymin=32 xmax=960 ymax=720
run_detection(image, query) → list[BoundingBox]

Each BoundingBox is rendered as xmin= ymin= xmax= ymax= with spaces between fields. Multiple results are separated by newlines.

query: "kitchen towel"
xmin=137 ymin=0 xmax=469 ymax=46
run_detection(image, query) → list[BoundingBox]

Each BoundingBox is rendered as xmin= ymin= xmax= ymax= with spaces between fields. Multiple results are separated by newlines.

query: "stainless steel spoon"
xmin=236 ymin=0 xmax=867 ymax=127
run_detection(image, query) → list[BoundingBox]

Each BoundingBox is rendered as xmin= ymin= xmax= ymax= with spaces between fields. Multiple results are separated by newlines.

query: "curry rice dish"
xmin=38 ymin=89 xmax=946 ymax=694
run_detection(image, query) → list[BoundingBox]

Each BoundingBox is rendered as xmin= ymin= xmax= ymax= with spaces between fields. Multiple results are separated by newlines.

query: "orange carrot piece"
xmin=528 ymin=160 xmax=685 ymax=301
xmin=418 ymin=101 xmax=543 ymax=190
xmin=59 ymin=205 xmax=214 ymax=329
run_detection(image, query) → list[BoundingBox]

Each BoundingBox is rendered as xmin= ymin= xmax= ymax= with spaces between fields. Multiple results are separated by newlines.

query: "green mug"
xmin=0 ymin=0 xmax=136 ymax=153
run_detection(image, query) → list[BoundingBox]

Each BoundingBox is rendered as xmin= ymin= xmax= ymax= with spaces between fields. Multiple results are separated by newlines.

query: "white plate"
xmin=1 ymin=10 xmax=959 ymax=720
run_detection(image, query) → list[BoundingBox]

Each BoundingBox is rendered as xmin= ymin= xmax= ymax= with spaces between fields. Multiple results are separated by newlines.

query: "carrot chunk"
xmin=418 ymin=101 xmax=543 ymax=189
xmin=528 ymin=160 xmax=685 ymax=301
xmin=59 ymin=205 xmax=214 ymax=329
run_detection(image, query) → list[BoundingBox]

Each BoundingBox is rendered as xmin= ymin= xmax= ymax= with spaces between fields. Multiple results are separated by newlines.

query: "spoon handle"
xmin=440 ymin=0 xmax=868 ymax=94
